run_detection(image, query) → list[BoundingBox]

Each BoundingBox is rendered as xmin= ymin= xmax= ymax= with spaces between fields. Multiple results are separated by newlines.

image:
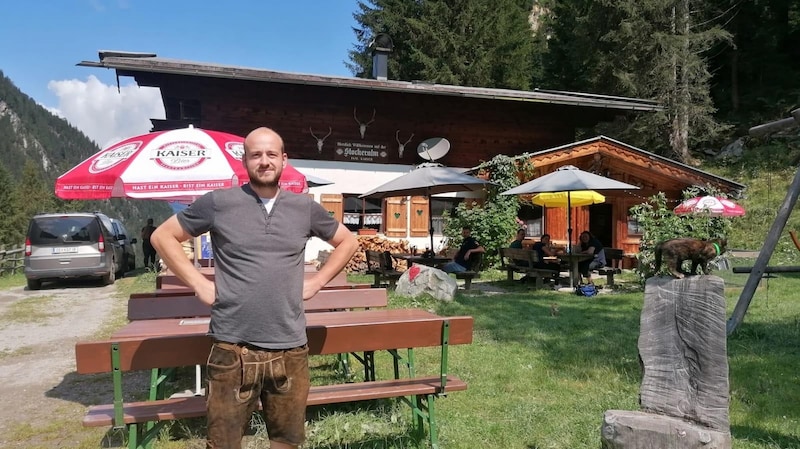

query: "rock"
xmin=715 ymin=138 xmax=744 ymax=160
xmin=395 ymin=264 xmax=457 ymax=301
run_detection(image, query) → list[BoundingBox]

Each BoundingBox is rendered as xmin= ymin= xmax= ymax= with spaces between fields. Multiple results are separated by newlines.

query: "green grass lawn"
xmin=4 ymin=267 xmax=799 ymax=448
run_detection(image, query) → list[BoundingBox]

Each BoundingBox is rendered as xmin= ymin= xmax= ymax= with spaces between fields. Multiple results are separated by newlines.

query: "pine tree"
xmin=11 ymin=161 xmax=57 ymax=240
xmin=348 ymin=0 xmax=535 ymax=90
xmin=0 ymin=163 xmax=20 ymax=247
xmin=538 ymin=0 xmax=732 ymax=162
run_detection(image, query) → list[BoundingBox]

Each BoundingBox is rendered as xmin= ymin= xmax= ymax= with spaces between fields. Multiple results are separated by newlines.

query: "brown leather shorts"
xmin=205 ymin=341 xmax=310 ymax=448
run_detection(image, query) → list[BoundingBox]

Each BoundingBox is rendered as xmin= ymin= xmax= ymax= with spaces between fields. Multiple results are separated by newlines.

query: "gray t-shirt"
xmin=177 ymin=184 xmax=339 ymax=349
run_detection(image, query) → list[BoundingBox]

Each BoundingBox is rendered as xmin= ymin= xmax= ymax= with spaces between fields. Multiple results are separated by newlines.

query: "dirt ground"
xmin=0 ymin=279 xmax=120 ymax=448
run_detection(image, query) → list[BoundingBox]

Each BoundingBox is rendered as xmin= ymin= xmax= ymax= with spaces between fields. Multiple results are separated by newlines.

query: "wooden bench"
xmin=128 ymin=287 xmax=389 ymax=320
xmin=596 ymin=248 xmax=623 ymax=286
xmin=75 ymin=313 xmax=473 ymax=449
xmin=454 ymin=252 xmax=484 ymax=290
xmin=365 ymin=249 xmax=403 ymax=288
xmin=499 ymin=247 xmax=560 ymax=289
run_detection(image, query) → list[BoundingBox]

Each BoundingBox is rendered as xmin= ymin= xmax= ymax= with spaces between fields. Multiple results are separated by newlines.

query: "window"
xmin=342 ymin=194 xmax=382 ymax=231
xmin=627 ymin=215 xmax=644 ymax=235
xmin=518 ymin=204 xmax=544 ymax=237
xmin=164 ymin=98 xmax=201 ymax=120
xmin=430 ymin=198 xmax=460 ymax=235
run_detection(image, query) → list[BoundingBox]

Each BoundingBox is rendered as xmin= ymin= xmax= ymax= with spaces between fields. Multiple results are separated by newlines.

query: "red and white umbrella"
xmin=673 ymin=196 xmax=745 ymax=217
xmin=55 ymin=125 xmax=314 ymax=201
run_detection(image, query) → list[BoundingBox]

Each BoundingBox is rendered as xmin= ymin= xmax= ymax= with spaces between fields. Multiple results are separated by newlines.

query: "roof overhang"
xmin=78 ymin=51 xmax=663 ymax=113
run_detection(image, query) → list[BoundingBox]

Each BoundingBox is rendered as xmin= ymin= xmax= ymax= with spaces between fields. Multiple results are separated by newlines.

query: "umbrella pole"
xmin=428 ymin=194 xmax=435 ymax=255
xmin=567 ymin=192 xmax=573 ymax=254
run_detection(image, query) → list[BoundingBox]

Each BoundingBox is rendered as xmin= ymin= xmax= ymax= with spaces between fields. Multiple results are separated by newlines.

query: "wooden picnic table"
xmin=111 ymin=309 xmax=460 ymax=343
xmin=157 ymin=266 xmax=350 ymax=289
xmin=75 ymin=308 xmax=473 ymax=449
xmin=557 ymin=253 xmax=594 ymax=287
xmin=391 ymin=253 xmax=452 ymax=267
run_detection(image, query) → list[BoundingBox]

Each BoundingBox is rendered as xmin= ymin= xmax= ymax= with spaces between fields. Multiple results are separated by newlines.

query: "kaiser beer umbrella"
xmin=56 ymin=125 xmax=326 ymax=201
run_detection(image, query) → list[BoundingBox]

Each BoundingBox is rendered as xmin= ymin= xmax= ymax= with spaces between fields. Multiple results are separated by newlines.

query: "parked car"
xmin=110 ymin=218 xmax=137 ymax=272
xmin=24 ymin=212 xmax=125 ymax=290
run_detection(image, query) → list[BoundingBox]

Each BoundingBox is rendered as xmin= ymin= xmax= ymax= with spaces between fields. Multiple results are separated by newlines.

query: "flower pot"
xmin=357 ymin=228 xmax=377 ymax=235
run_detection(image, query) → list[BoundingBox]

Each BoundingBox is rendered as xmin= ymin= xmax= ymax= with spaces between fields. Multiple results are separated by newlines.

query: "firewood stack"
xmin=314 ymin=236 xmax=411 ymax=273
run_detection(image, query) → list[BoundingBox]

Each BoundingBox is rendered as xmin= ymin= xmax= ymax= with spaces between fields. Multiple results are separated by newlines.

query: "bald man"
xmin=151 ymin=127 xmax=358 ymax=449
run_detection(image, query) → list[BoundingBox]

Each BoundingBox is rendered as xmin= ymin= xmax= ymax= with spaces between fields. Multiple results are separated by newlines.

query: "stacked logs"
xmin=315 ymin=236 xmax=411 ymax=273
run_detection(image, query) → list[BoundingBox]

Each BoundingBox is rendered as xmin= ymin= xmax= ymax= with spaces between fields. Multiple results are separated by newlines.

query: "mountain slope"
xmin=0 ymin=70 xmax=171 ymax=245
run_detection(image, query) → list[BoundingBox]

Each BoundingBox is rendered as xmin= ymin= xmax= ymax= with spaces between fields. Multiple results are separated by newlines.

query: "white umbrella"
xmin=501 ymin=165 xmax=639 ymax=252
xmin=360 ymin=163 xmax=493 ymax=252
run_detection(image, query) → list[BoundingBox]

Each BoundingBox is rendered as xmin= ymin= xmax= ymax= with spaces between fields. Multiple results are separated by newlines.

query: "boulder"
xmin=395 ymin=264 xmax=457 ymax=301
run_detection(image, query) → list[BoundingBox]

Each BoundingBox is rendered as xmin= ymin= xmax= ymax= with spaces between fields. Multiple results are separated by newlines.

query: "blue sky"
xmin=1 ymin=0 xmax=362 ymax=146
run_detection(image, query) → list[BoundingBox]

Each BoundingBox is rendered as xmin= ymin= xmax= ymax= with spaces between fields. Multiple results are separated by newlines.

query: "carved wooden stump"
xmin=601 ymin=276 xmax=731 ymax=449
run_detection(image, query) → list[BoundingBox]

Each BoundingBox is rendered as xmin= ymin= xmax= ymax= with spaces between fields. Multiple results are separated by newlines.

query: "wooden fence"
xmin=0 ymin=247 xmax=24 ymax=276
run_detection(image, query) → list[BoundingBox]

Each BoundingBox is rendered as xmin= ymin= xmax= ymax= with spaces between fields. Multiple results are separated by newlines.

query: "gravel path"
xmin=0 ymin=280 xmax=119 ymax=446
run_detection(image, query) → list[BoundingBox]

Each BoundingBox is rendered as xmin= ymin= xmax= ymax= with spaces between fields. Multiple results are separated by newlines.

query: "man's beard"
xmin=249 ymin=176 xmax=279 ymax=189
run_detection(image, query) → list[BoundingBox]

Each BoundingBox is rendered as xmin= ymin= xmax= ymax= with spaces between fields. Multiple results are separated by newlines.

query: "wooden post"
xmin=727 ymin=161 xmax=800 ymax=335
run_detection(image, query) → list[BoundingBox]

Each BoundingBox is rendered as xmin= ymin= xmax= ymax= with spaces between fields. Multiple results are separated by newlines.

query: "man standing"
xmin=140 ymin=218 xmax=157 ymax=269
xmin=441 ymin=226 xmax=485 ymax=273
xmin=151 ymin=127 xmax=358 ymax=449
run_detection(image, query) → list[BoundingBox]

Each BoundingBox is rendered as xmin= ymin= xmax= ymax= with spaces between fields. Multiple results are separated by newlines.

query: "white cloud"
xmin=47 ymin=75 xmax=165 ymax=148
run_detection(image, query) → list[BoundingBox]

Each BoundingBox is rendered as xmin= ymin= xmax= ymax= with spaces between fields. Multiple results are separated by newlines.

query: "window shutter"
xmin=384 ymin=197 xmax=406 ymax=237
xmin=410 ymin=196 xmax=429 ymax=237
xmin=320 ymin=194 xmax=343 ymax=222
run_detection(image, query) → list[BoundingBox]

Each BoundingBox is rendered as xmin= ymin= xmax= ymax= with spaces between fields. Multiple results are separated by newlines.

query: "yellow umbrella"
xmin=530 ymin=190 xmax=605 ymax=251
xmin=531 ymin=190 xmax=605 ymax=207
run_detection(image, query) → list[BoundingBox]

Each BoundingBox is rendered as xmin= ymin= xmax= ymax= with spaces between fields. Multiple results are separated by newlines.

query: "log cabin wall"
xmin=122 ymin=70 xmax=743 ymax=258
xmin=135 ymin=73 xmax=610 ymax=168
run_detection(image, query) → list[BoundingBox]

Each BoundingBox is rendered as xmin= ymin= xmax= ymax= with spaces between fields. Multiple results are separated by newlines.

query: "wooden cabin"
xmin=512 ymin=136 xmax=745 ymax=258
xmin=79 ymin=51 xmax=742 ymax=258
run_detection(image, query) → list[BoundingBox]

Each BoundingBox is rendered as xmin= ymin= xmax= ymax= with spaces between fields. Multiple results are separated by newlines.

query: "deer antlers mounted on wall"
xmin=395 ymin=130 xmax=414 ymax=158
xmin=309 ymin=126 xmax=332 ymax=154
xmin=354 ymin=107 xmax=376 ymax=139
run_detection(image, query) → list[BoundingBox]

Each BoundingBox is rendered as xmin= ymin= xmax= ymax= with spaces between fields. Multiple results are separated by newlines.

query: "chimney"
xmin=370 ymin=33 xmax=394 ymax=81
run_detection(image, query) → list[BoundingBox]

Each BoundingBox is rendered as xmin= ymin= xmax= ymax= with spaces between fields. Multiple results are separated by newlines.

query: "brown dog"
xmin=654 ymin=238 xmax=727 ymax=278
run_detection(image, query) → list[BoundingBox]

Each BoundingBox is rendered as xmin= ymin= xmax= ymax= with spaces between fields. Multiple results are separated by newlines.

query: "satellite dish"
xmin=417 ymin=137 xmax=450 ymax=161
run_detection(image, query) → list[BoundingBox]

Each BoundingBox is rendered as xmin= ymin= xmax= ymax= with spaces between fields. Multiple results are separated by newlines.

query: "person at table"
xmin=441 ymin=226 xmax=485 ymax=273
xmin=150 ymin=127 xmax=358 ymax=449
xmin=532 ymin=233 xmax=564 ymax=269
xmin=577 ymin=230 xmax=606 ymax=284
xmin=508 ymin=228 xmax=529 ymax=267
xmin=509 ymin=228 xmax=526 ymax=249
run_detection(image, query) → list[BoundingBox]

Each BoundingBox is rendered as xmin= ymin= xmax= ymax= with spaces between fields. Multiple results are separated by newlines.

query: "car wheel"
xmin=27 ymin=279 xmax=42 ymax=290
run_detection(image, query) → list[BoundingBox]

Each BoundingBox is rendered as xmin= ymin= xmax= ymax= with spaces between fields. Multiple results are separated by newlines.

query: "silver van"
xmin=24 ymin=212 xmax=125 ymax=290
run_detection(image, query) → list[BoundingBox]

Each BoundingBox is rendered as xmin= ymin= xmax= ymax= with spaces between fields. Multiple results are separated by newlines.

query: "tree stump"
xmin=601 ymin=276 xmax=731 ymax=449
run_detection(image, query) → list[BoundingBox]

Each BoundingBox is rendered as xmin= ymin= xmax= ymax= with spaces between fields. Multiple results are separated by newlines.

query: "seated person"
xmin=577 ymin=231 xmax=606 ymax=284
xmin=441 ymin=226 xmax=485 ymax=273
xmin=509 ymin=229 xmax=526 ymax=249
xmin=529 ymin=233 xmax=563 ymax=283
xmin=509 ymin=229 xmax=528 ymax=266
